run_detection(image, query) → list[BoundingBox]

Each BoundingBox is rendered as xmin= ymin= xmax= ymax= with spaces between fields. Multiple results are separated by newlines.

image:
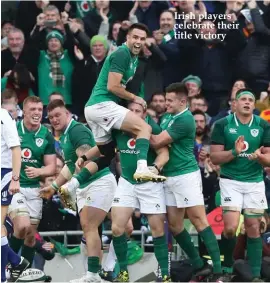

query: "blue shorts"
xmin=1 ymin=168 xmax=13 ymax=206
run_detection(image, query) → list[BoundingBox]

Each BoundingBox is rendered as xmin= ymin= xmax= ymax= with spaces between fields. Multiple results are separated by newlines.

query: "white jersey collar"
xmin=233 ymin=113 xmax=253 ymax=127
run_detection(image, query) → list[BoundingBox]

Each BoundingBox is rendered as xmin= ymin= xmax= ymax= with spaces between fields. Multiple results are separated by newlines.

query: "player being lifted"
xmin=40 ymin=99 xmax=117 ymax=283
xmin=69 ymin=23 xmax=166 ymax=191
xmin=111 ymin=102 xmax=170 ymax=282
xmin=150 ymin=83 xmax=223 ymax=282
xmin=1 ymin=108 xmax=29 ymax=283
xmin=9 ymin=97 xmax=56 ymax=269
xmin=210 ymin=89 xmax=270 ymax=282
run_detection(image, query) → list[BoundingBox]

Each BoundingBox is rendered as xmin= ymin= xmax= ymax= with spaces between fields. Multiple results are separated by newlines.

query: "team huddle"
xmin=2 ymin=23 xmax=270 ymax=283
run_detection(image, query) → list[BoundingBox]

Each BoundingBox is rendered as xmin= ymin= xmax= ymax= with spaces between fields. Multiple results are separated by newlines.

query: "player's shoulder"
xmin=110 ymin=45 xmax=129 ymax=59
xmin=1 ymin=108 xmax=13 ymax=123
xmin=255 ymin=115 xmax=269 ymax=129
xmin=213 ymin=115 xmax=230 ymax=128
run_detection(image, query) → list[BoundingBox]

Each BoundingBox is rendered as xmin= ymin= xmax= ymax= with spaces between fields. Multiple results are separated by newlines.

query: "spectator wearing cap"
xmin=182 ymin=75 xmax=202 ymax=97
xmin=37 ymin=30 xmax=74 ymax=106
xmin=72 ymin=34 xmax=108 ymax=119
xmin=234 ymin=0 xmax=270 ymax=98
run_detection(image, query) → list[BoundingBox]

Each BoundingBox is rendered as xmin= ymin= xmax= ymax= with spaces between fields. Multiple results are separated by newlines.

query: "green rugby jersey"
xmin=211 ymin=113 xmax=270 ymax=182
xmin=59 ymin=119 xmax=110 ymax=188
xmin=113 ymin=115 xmax=161 ymax=184
xmin=160 ymin=108 xmax=199 ymax=177
xmin=86 ymin=44 xmax=139 ymax=106
xmin=17 ymin=121 xmax=55 ymax=188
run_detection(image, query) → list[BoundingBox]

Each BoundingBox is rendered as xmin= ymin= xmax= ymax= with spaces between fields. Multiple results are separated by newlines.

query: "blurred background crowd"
xmin=1 ymin=0 xmax=270 ymax=274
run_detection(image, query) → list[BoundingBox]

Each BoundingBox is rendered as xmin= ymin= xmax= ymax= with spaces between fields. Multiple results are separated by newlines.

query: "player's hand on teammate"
xmin=8 ymin=180 xmax=20 ymax=195
xmin=249 ymin=146 xmax=269 ymax=165
xmin=39 ymin=186 xmax=55 ymax=199
xmin=132 ymin=96 xmax=147 ymax=110
xmin=235 ymin=136 xmax=245 ymax=155
xmin=25 ymin=166 xmax=41 ymax=179
xmin=75 ymin=157 xmax=85 ymax=170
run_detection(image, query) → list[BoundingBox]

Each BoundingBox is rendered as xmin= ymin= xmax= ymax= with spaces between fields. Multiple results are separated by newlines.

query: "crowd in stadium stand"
xmin=1 ymin=0 xmax=270 ymax=281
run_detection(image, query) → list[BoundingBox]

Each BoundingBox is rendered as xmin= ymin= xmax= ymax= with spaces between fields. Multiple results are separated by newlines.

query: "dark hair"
xmin=47 ymin=99 xmax=66 ymax=112
xmin=108 ymin=21 xmax=121 ymax=41
xmin=160 ymin=10 xmax=175 ymax=19
xmin=1 ymin=20 xmax=14 ymax=29
xmin=192 ymin=109 xmax=206 ymax=118
xmin=190 ymin=95 xmax=208 ymax=106
xmin=128 ymin=23 xmax=150 ymax=37
xmin=151 ymin=92 xmax=165 ymax=101
xmin=9 ymin=63 xmax=32 ymax=89
xmin=1 ymin=89 xmax=17 ymax=103
xmin=165 ymin=82 xmax=188 ymax=97
xmin=23 ymin=96 xmax=42 ymax=109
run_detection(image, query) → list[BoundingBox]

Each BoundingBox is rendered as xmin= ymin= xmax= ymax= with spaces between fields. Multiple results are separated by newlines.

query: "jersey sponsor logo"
xmin=120 ymin=149 xmax=139 ymax=154
xmin=2 ymin=190 xmax=8 ymax=201
xmin=21 ymin=148 xmax=32 ymax=159
xmin=229 ymin=128 xmax=237 ymax=134
xmin=35 ymin=138 xmax=44 ymax=147
xmin=250 ymin=129 xmax=259 ymax=137
xmin=127 ymin=138 xmax=136 ymax=149
xmin=238 ymin=141 xmax=252 ymax=157
xmin=241 ymin=141 xmax=249 ymax=152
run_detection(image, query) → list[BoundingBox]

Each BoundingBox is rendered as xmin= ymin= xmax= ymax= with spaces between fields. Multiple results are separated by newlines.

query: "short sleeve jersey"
xmin=1 ymin=108 xmax=20 ymax=169
xmin=160 ymin=109 xmax=198 ymax=176
xmin=113 ymin=115 xmax=161 ymax=184
xmin=59 ymin=119 xmax=110 ymax=188
xmin=211 ymin=113 xmax=270 ymax=182
xmin=17 ymin=121 xmax=55 ymax=188
xmin=86 ymin=44 xmax=139 ymax=106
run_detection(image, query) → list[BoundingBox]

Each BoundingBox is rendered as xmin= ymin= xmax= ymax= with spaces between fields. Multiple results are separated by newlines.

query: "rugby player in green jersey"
xmin=211 ymin=89 xmax=270 ymax=282
xmin=9 ymin=96 xmax=56 ymax=267
xmin=150 ymin=83 xmax=223 ymax=282
xmin=72 ymin=23 xmax=166 ymax=187
xmin=40 ymin=99 xmax=117 ymax=282
xmin=111 ymin=102 xmax=170 ymax=282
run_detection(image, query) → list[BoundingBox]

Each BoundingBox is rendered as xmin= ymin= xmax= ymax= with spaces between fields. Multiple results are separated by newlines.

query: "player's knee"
xmin=125 ymin=222 xmax=133 ymax=237
xmin=223 ymin=227 xmax=237 ymax=239
xmin=112 ymin=222 xmax=125 ymax=237
xmin=168 ymin=221 xmax=183 ymax=236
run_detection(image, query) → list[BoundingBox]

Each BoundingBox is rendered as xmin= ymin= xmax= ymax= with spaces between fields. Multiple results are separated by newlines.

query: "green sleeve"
xmin=44 ymin=131 xmax=56 ymax=155
xmin=147 ymin=115 xmax=162 ymax=135
xmin=69 ymin=124 xmax=96 ymax=150
xmin=211 ymin=119 xmax=226 ymax=145
xmin=109 ymin=48 xmax=130 ymax=74
xmin=166 ymin=115 xmax=194 ymax=141
xmin=1 ymin=77 xmax=7 ymax=92
xmin=261 ymin=120 xmax=270 ymax=147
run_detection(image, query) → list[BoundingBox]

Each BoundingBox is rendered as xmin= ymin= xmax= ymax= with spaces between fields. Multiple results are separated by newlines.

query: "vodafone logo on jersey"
xmin=127 ymin=138 xmax=136 ymax=149
xmin=21 ymin=148 xmax=32 ymax=159
xmin=241 ymin=141 xmax=249 ymax=152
